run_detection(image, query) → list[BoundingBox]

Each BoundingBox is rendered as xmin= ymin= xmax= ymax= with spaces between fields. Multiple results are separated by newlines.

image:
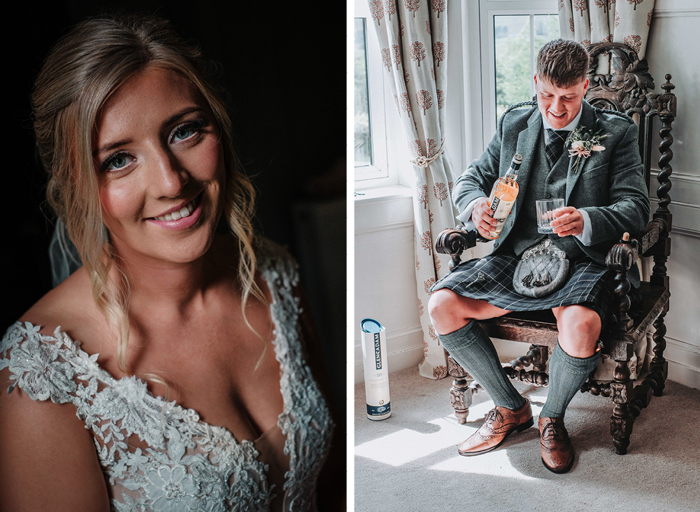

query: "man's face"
xmin=534 ymin=75 xmax=589 ymax=130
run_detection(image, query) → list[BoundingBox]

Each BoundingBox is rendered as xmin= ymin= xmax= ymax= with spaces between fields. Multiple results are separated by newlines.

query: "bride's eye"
xmin=172 ymin=125 xmax=195 ymax=141
xmin=101 ymin=152 xmax=135 ymax=173
xmin=170 ymin=119 xmax=205 ymax=143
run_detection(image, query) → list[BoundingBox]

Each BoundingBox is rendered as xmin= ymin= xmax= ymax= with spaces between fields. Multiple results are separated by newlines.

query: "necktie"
xmin=545 ymin=129 xmax=568 ymax=168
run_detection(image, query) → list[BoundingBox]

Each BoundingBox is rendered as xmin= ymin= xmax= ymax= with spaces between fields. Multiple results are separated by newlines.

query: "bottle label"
xmin=490 ymin=196 xmax=501 ymax=213
xmin=490 ymin=197 xmax=514 ymax=220
xmin=367 ymin=402 xmax=391 ymax=416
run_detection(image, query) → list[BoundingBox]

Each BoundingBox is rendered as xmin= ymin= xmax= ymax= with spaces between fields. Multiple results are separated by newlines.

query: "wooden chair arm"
xmin=605 ymin=232 xmax=639 ymax=273
xmin=605 ymin=232 xmax=640 ymax=343
xmin=435 ymin=227 xmax=479 ymax=270
xmin=639 ymin=218 xmax=668 ymax=257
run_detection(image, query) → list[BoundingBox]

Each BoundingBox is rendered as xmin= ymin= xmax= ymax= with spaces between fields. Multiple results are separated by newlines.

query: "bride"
xmin=0 ymin=14 xmax=338 ymax=511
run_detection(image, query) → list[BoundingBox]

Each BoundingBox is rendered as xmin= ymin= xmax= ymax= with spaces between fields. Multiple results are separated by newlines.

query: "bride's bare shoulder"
xmin=17 ymin=266 xmax=101 ymax=340
xmin=1 ymin=265 xmax=111 ymax=510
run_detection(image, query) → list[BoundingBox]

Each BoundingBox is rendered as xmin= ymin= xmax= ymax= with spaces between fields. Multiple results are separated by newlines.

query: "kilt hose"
xmin=431 ymin=251 xmax=609 ymax=423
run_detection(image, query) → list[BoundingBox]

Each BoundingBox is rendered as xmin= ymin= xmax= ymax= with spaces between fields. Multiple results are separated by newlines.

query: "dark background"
xmin=5 ymin=0 xmax=347 ymax=479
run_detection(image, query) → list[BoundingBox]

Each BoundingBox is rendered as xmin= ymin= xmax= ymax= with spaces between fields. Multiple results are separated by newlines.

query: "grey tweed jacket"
xmin=453 ymin=99 xmax=650 ymax=275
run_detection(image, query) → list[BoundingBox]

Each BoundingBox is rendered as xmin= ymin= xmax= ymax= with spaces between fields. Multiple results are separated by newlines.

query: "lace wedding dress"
xmin=0 ymin=240 xmax=333 ymax=511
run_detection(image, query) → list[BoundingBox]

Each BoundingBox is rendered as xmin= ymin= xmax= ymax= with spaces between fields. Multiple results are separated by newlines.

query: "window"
xmin=479 ymin=0 xmax=558 ymax=142
xmin=354 ymin=18 xmax=374 ymax=170
xmin=494 ymin=14 xmax=559 ymax=120
xmin=353 ymin=1 xmax=560 ymax=186
xmin=354 ymin=0 xmax=392 ymax=185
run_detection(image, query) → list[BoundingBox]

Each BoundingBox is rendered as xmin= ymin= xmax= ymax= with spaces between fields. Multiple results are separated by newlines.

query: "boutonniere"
xmin=566 ymin=119 xmax=608 ymax=174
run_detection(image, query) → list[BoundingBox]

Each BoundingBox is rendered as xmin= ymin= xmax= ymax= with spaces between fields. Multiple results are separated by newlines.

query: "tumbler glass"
xmin=536 ymin=198 xmax=565 ymax=234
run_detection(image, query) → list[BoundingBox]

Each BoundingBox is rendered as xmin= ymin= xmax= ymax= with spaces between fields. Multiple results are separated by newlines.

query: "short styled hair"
xmin=536 ymin=38 xmax=589 ymax=87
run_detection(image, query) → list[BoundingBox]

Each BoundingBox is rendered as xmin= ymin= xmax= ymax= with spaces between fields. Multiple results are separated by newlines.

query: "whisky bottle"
xmin=483 ymin=154 xmax=522 ymax=240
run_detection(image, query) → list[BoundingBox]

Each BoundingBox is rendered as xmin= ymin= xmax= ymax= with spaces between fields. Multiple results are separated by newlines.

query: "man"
xmin=428 ymin=39 xmax=649 ymax=473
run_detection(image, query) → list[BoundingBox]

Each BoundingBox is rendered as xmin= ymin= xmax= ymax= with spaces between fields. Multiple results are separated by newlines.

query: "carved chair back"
xmin=585 ymin=42 xmax=676 ymax=206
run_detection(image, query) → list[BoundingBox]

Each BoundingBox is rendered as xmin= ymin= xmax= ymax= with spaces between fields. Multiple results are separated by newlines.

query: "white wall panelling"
xmin=643 ymin=0 xmax=700 ymax=389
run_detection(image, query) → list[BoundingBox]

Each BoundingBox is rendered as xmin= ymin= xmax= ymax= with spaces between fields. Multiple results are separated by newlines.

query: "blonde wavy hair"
xmin=32 ymin=14 xmax=263 ymax=379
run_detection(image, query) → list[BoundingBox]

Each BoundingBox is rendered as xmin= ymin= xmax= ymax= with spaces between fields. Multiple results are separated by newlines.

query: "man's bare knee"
xmin=560 ymin=306 xmax=600 ymax=335
xmin=428 ymin=290 xmax=475 ymax=335
xmin=554 ymin=305 xmax=601 ymax=356
xmin=428 ymin=290 xmax=462 ymax=323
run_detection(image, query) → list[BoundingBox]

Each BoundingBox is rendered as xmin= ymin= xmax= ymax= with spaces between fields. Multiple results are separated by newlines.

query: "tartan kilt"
xmin=430 ymin=253 xmax=614 ymax=322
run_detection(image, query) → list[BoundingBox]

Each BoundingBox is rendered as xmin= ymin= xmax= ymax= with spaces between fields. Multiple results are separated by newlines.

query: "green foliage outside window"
xmin=495 ymin=15 xmax=559 ymax=121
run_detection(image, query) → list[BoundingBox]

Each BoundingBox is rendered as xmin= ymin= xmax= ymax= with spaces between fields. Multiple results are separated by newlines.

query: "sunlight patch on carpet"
xmin=355 ymin=393 xmax=546 ymax=468
xmin=355 ymin=417 xmax=473 ymax=467
xmin=428 ymin=450 xmax=539 ymax=481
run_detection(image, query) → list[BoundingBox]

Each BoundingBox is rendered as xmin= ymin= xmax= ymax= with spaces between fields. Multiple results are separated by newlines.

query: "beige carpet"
xmin=354 ymin=366 xmax=700 ymax=512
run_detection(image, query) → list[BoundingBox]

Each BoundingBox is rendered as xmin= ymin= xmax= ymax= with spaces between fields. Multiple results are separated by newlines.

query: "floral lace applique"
xmin=0 ymin=239 xmax=333 ymax=511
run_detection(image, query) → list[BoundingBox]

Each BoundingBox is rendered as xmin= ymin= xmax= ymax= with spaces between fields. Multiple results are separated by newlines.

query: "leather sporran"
xmin=513 ymin=239 xmax=569 ymax=298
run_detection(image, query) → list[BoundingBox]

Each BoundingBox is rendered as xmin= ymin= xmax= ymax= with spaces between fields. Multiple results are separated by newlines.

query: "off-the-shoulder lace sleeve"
xmin=1 ymin=322 xmax=95 ymax=402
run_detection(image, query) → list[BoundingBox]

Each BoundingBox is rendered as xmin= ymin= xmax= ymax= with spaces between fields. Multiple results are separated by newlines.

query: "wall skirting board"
xmin=665 ymin=337 xmax=700 ymax=390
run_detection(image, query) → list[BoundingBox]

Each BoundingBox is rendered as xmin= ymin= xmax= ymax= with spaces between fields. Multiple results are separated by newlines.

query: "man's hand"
xmin=551 ymin=207 xmax=584 ymax=237
xmin=471 ymin=197 xmax=499 ymax=238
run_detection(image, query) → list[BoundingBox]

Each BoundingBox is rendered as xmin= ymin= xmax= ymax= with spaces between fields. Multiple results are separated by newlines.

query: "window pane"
xmin=534 ymin=15 xmax=559 ymax=56
xmin=354 ymin=18 xmax=373 ymax=168
xmin=494 ymin=15 xmax=530 ymax=120
xmin=494 ymin=14 xmax=558 ymax=121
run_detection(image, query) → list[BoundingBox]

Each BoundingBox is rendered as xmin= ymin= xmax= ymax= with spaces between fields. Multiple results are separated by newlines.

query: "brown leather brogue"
xmin=458 ymin=400 xmax=533 ymax=456
xmin=539 ymin=417 xmax=574 ymax=473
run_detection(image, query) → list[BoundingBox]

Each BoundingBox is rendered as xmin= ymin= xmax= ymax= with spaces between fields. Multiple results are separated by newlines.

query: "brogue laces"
xmin=480 ymin=408 xmax=513 ymax=437
xmin=484 ymin=408 xmax=504 ymax=427
xmin=541 ymin=421 xmax=568 ymax=442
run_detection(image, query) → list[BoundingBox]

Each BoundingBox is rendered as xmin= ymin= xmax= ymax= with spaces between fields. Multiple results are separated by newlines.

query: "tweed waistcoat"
xmin=508 ymin=132 xmax=584 ymax=260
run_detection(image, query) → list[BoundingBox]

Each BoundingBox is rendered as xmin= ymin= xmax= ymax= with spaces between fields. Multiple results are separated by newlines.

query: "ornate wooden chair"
xmin=435 ymin=42 xmax=677 ymax=455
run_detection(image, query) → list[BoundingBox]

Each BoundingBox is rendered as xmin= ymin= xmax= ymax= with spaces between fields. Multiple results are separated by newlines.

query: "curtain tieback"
xmin=410 ymin=139 xmax=446 ymax=168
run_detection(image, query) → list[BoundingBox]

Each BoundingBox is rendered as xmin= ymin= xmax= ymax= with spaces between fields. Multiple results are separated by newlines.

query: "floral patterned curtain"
xmin=368 ymin=0 xmax=456 ymax=379
xmin=559 ymin=0 xmax=656 ymax=72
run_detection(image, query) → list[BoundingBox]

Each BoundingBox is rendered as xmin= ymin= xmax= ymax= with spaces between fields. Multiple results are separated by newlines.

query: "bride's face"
xmin=95 ymin=65 xmax=226 ymax=266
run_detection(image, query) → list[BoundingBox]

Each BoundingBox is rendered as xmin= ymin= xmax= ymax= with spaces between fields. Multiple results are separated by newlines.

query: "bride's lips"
xmin=145 ymin=193 xmax=203 ymax=231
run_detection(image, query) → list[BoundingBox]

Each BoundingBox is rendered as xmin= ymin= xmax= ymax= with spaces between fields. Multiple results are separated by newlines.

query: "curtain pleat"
xmin=369 ymin=0 xmax=457 ymax=379
xmin=559 ymin=0 xmax=655 ymax=72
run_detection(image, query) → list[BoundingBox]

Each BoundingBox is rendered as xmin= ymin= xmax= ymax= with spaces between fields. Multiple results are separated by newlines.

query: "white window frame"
xmin=478 ymin=0 xmax=558 ymax=145
xmin=354 ymin=1 xmax=394 ymax=187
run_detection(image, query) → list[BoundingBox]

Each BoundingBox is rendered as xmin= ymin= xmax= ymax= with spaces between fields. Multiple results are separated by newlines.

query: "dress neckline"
xmin=15 ymin=267 xmax=287 ymax=450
